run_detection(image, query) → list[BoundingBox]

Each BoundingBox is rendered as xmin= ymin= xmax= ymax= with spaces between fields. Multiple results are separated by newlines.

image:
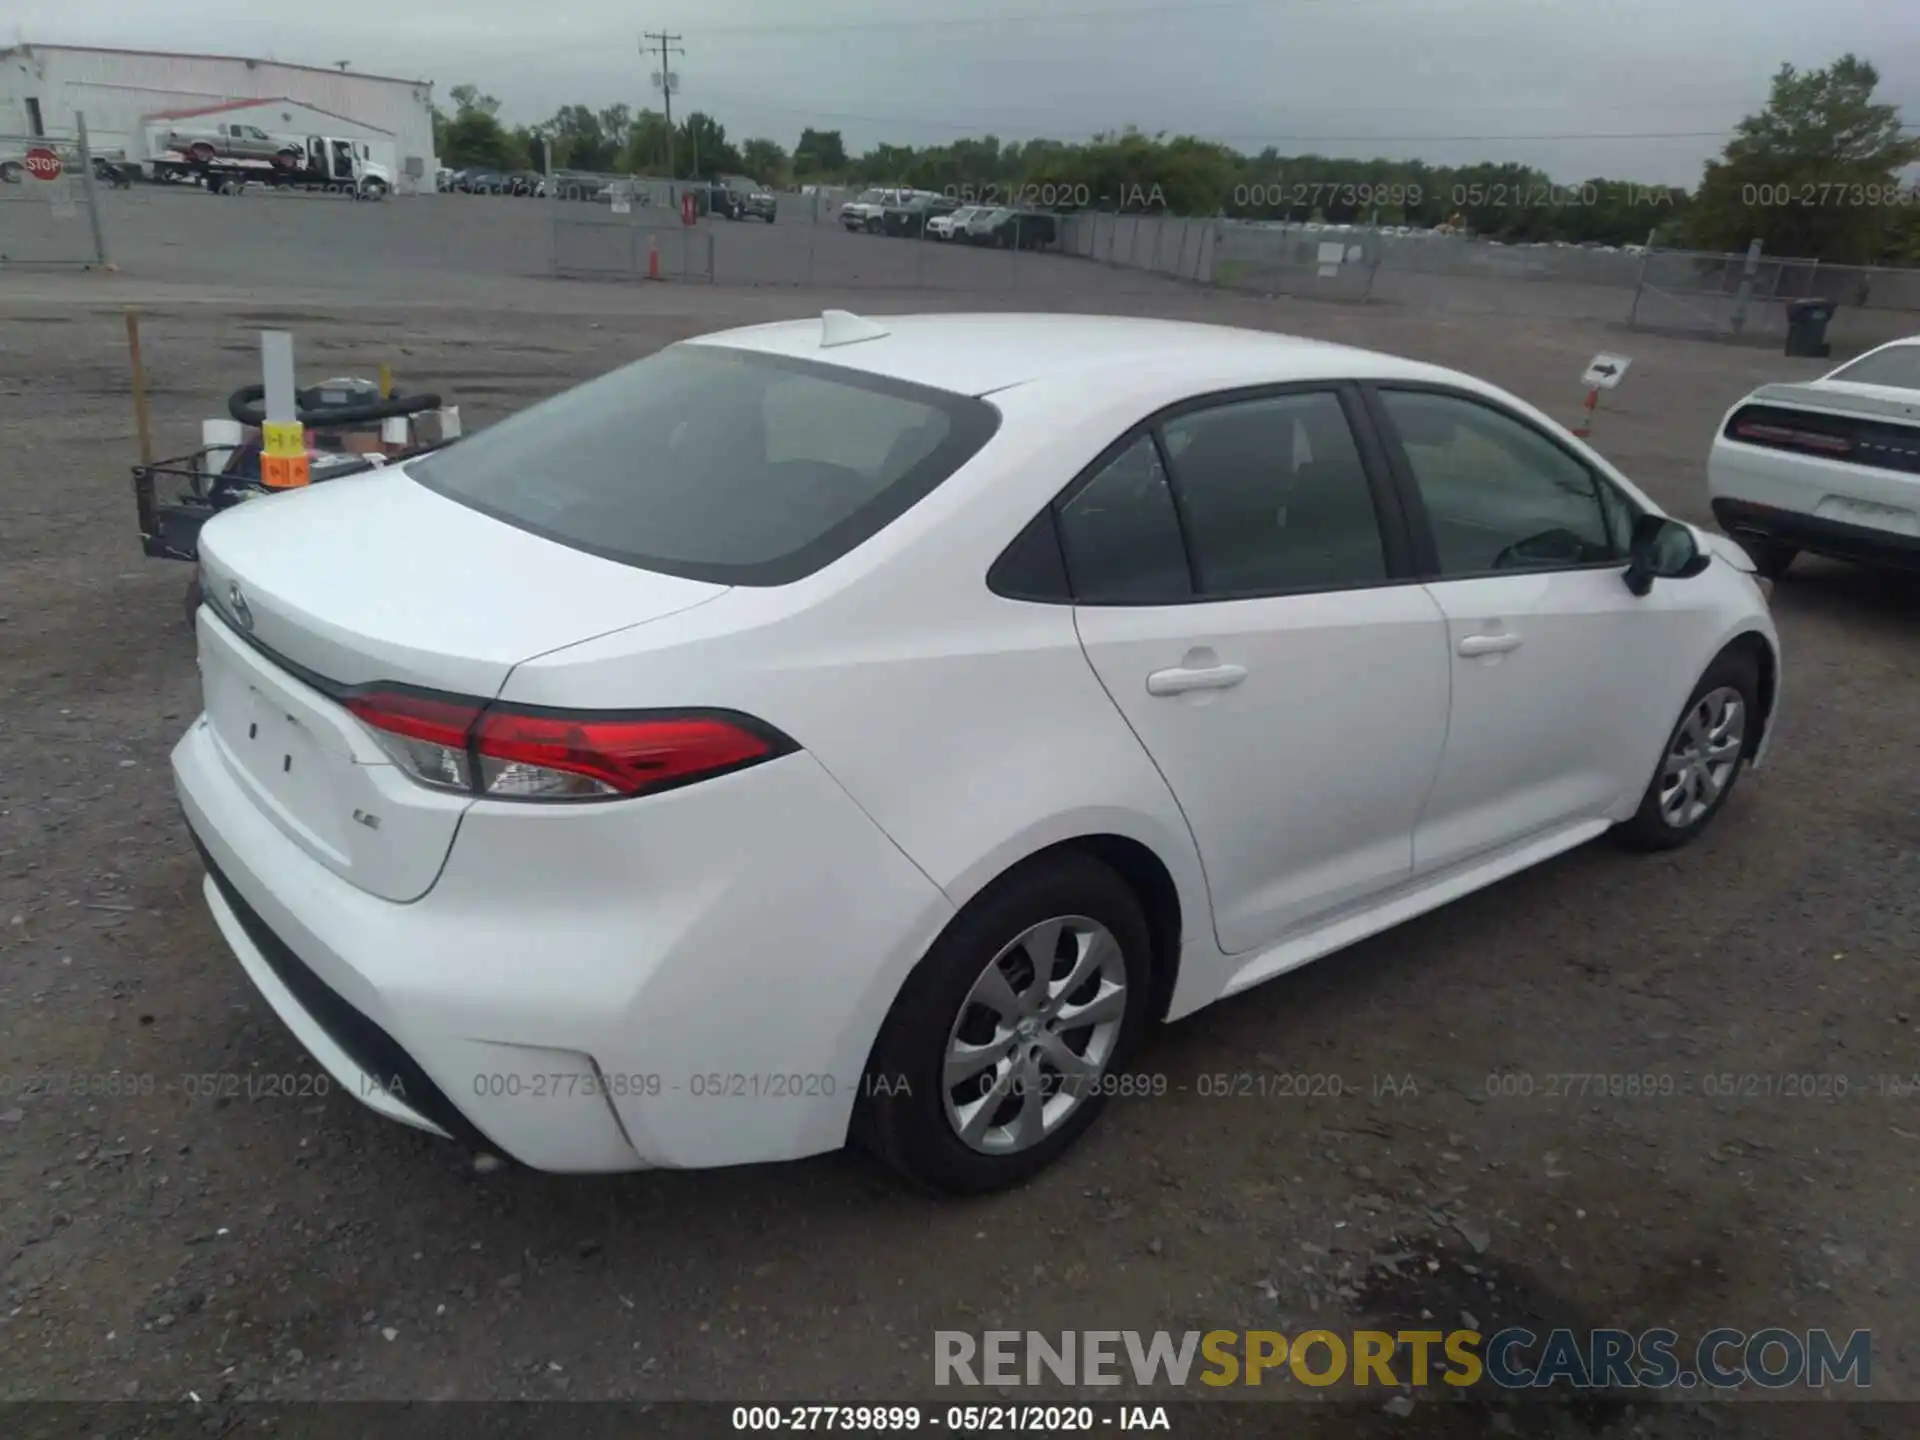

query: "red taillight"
xmin=1733 ymin=419 xmax=1853 ymax=456
xmin=345 ymin=690 xmax=479 ymax=748
xmin=473 ymin=711 xmax=777 ymax=799
xmin=346 ymin=690 xmax=482 ymax=793
xmin=344 ymin=689 xmax=789 ymax=802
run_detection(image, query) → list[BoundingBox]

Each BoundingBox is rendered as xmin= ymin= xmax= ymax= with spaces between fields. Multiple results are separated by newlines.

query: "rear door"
xmin=1366 ymin=385 xmax=1705 ymax=874
xmin=1069 ymin=386 xmax=1453 ymax=954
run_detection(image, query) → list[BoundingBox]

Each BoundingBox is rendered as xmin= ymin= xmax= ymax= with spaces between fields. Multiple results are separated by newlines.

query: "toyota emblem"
xmin=227 ymin=581 xmax=254 ymax=632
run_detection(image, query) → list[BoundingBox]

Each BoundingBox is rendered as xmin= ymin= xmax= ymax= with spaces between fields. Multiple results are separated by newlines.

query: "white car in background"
xmin=928 ymin=205 xmax=987 ymax=240
xmin=1709 ymin=336 xmax=1920 ymax=577
xmin=839 ymin=187 xmax=901 ymax=230
xmin=175 ymin=312 xmax=1780 ymax=1194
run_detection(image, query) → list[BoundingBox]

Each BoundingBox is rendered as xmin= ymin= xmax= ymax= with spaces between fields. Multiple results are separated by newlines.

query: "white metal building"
xmin=0 ymin=43 xmax=437 ymax=192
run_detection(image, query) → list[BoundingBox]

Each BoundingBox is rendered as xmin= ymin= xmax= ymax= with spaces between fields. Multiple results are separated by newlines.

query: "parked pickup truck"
xmin=159 ymin=122 xmax=303 ymax=165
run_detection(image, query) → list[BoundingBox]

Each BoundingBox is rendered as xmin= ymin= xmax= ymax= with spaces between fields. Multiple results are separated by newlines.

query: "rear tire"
xmin=857 ymin=852 xmax=1152 ymax=1194
xmin=1615 ymin=647 xmax=1760 ymax=852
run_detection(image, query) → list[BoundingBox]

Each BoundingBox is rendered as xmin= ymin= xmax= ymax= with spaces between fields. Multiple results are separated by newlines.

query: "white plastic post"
xmin=201 ymin=418 xmax=244 ymax=475
xmin=260 ymin=332 xmax=297 ymax=425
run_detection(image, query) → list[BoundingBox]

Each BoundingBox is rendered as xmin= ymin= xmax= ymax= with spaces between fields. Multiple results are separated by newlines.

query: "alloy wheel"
xmin=942 ymin=916 xmax=1128 ymax=1155
xmin=1659 ymin=686 xmax=1745 ymax=828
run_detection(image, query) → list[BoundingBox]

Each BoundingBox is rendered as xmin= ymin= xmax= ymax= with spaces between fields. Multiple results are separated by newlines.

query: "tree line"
xmin=436 ymin=55 xmax=1920 ymax=263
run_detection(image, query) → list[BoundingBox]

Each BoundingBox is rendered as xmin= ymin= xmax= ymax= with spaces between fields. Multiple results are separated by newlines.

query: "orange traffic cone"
xmin=647 ymin=235 xmax=660 ymax=280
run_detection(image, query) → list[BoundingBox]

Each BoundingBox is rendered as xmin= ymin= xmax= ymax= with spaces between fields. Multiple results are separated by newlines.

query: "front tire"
xmin=1616 ymin=648 xmax=1759 ymax=851
xmin=858 ymin=852 xmax=1152 ymax=1194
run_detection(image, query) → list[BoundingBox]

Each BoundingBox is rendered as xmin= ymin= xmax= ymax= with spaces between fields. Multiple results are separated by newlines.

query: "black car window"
xmin=1055 ymin=436 xmax=1192 ymax=604
xmin=1826 ymin=343 xmax=1920 ymax=390
xmin=1379 ymin=389 xmax=1619 ymax=576
xmin=1159 ymin=391 xmax=1388 ymax=596
xmin=410 ymin=346 xmax=999 ymax=586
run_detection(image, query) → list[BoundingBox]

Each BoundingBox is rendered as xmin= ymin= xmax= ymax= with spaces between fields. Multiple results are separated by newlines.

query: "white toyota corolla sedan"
xmin=175 ymin=312 xmax=1781 ymax=1193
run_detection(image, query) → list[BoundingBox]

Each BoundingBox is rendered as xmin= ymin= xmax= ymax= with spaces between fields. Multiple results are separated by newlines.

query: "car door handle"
xmin=1457 ymin=633 xmax=1523 ymax=657
xmin=1147 ymin=664 xmax=1248 ymax=696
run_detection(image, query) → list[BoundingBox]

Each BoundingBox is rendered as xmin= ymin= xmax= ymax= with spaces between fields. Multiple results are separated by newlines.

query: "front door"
xmin=1066 ymin=389 xmax=1452 ymax=954
xmin=1368 ymin=386 xmax=1702 ymax=874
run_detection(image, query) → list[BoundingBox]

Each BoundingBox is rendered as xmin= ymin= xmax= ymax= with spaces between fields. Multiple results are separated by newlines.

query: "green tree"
xmin=1688 ymin=54 xmax=1920 ymax=262
xmin=676 ymin=113 xmax=742 ymax=179
xmin=448 ymin=85 xmax=502 ymax=119
xmin=545 ymin=104 xmax=622 ymax=172
xmin=437 ymin=85 xmax=516 ymax=169
xmin=624 ymin=109 xmax=674 ymax=174
xmin=793 ymin=127 xmax=848 ymax=177
xmin=740 ymin=137 xmax=790 ymax=184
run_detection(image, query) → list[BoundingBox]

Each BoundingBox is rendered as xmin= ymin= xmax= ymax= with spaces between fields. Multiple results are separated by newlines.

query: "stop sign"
xmin=24 ymin=146 xmax=62 ymax=182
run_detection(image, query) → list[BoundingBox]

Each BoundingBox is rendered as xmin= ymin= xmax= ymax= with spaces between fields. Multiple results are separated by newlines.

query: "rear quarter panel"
xmin=497 ymin=378 xmax=1223 ymax=1017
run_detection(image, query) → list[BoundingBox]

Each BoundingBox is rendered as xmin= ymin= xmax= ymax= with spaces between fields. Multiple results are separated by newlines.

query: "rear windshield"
xmin=1827 ymin=344 xmax=1920 ymax=391
xmin=408 ymin=345 xmax=999 ymax=585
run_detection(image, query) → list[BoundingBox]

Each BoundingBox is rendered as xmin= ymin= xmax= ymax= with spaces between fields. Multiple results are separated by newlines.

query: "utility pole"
xmin=644 ymin=31 xmax=684 ymax=179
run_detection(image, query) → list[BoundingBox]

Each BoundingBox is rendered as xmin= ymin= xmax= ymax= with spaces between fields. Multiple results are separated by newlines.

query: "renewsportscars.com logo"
xmin=934 ymin=1328 xmax=1872 ymax=1391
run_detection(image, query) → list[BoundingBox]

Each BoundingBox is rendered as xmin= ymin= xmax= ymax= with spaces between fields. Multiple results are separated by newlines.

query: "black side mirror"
xmin=1624 ymin=515 xmax=1710 ymax=596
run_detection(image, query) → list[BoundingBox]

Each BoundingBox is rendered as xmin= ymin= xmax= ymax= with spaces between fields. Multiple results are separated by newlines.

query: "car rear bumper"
xmin=1712 ymin=496 xmax=1920 ymax=571
xmin=173 ymin=714 xmax=955 ymax=1172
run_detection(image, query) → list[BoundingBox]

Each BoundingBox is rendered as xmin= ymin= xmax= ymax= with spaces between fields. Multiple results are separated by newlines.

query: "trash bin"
xmin=1785 ymin=299 xmax=1836 ymax=359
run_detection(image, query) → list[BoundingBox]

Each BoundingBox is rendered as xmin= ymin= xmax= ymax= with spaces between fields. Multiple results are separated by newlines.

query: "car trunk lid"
xmin=192 ymin=468 xmax=727 ymax=900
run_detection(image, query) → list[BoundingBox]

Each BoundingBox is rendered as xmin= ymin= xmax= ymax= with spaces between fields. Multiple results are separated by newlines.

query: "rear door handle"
xmin=1458 ymin=632 xmax=1523 ymax=657
xmin=1147 ymin=664 xmax=1248 ymax=696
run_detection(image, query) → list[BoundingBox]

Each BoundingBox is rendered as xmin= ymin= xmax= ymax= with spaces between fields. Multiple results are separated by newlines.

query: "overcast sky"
xmin=13 ymin=0 xmax=1919 ymax=184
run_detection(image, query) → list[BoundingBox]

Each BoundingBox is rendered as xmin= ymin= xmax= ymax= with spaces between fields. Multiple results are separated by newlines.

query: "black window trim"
xmin=1360 ymin=380 xmax=1644 ymax=582
xmin=409 ymin=346 xmax=1003 ymax=589
xmin=987 ymin=379 xmax=1422 ymax=607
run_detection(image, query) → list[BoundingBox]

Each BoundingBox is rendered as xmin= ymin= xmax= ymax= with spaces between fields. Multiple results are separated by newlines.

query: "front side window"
xmin=409 ymin=346 xmax=999 ymax=585
xmin=1160 ymin=391 xmax=1387 ymax=596
xmin=1379 ymin=390 xmax=1618 ymax=576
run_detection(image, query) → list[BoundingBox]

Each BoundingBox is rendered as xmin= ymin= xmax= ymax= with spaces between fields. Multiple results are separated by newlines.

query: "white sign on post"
xmin=1582 ymin=353 xmax=1632 ymax=390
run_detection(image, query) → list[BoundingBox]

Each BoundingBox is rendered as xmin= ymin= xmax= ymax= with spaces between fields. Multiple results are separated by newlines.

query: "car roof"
xmin=686 ymin=312 xmax=1453 ymax=398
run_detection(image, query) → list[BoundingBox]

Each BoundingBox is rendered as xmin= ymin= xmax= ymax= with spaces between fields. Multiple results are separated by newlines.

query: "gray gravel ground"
xmin=1 ymin=240 xmax=1916 ymax=1440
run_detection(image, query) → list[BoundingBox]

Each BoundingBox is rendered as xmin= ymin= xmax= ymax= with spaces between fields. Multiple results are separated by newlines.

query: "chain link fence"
xmin=1625 ymin=248 xmax=1920 ymax=345
xmin=0 ymin=116 xmax=109 ymax=268
xmin=534 ymin=177 xmax=1920 ymax=347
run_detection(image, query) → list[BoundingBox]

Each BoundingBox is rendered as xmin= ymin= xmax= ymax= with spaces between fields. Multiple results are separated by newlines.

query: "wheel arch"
xmin=1025 ymin=833 xmax=1185 ymax=1022
xmin=850 ymin=825 xmax=1194 ymax=1138
xmin=1719 ymin=628 xmax=1779 ymax=762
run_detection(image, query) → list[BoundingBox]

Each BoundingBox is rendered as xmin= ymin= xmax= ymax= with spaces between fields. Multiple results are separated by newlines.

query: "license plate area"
xmin=1816 ymin=495 xmax=1919 ymax=536
xmin=200 ymin=633 xmax=359 ymax=866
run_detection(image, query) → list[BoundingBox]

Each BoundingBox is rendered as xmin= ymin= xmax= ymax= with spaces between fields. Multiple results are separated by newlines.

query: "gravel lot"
xmin=1 ymin=222 xmax=1917 ymax=1439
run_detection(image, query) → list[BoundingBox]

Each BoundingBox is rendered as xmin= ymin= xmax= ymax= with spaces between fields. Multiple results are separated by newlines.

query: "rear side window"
xmin=1056 ymin=437 xmax=1192 ymax=604
xmin=1160 ymin=391 xmax=1386 ymax=595
xmin=1827 ymin=344 xmax=1920 ymax=391
xmin=409 ymin=346 xmax=999 ymax=585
